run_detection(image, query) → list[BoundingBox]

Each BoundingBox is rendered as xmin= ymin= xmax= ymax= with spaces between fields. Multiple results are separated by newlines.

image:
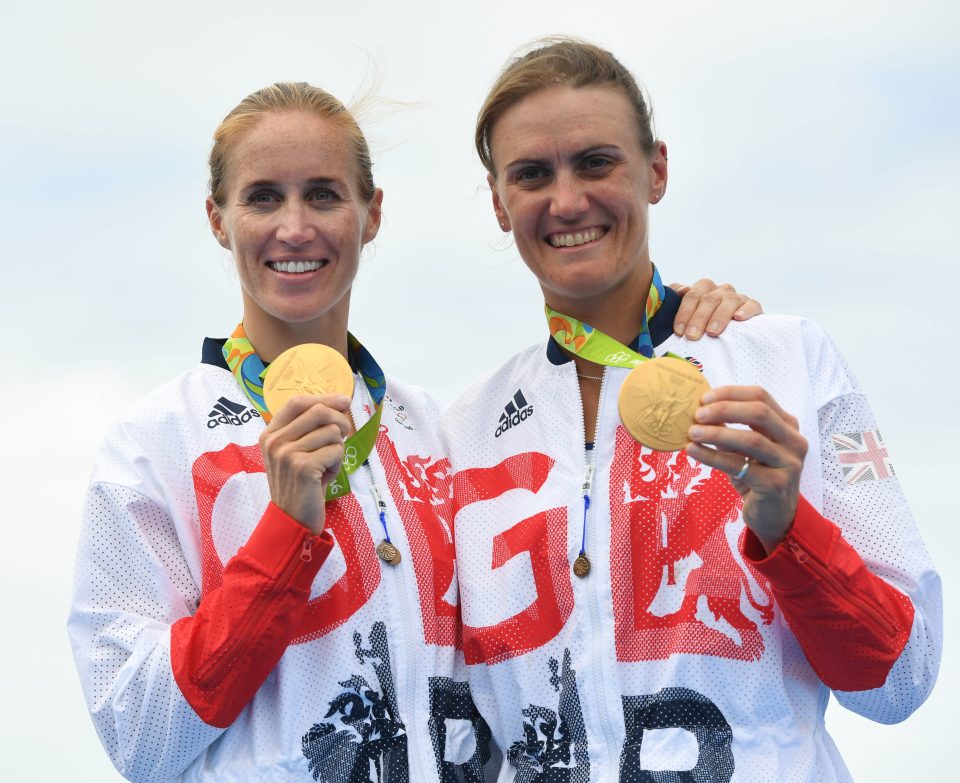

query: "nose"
xmin=275 ymin=200 xmax=317 ymax=246
xmin=548 ymin=171 xmax=589 ymax=219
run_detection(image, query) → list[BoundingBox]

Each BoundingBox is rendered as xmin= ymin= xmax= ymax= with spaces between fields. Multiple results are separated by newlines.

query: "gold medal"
xmin=376 ymin=540 xmax=401 ymax=565
xmin=263 ymin=343 xmax=355 ymax=414
xmin=573 ymin=554 xmax=591 ymax=578
xmin=618 ymin=357 xmax=710 ymax=452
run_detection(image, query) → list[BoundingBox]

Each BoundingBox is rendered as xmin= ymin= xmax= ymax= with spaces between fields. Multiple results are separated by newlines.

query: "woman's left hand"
xmin=683 ymin=385 xmax=808 ymax=553
xmin=671 ymin=279 xmax=763 ymax=339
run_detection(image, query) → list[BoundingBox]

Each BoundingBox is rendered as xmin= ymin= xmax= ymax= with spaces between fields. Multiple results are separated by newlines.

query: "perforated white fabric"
xmin=442 ymin=314 xmax=941 ymax=783
xmin=69 ymin=358 xmax=492 ymax=782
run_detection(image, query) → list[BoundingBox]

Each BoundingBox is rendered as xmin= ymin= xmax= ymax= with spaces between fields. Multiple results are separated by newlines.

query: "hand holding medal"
xmin=684 ymin=385 xmax=808 ymax=553
xmin=258 ymin=388 xmax=354 ymax=535
xmin=548 ymin=265 xmax=709 ymax=453
xmin=260 ymin=344 xmax=358 ymax=532
xmin=223 ymin=327 xmax=390 ymax=540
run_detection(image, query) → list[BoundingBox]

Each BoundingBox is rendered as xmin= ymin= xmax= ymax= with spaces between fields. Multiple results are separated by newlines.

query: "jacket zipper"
xmin=579 ymin=461 xmax=594 ymax=557
xmin=578 ymin=366 xmax=618 ymax=765
xmin=362 ymin=459 xmax=427 ymax=782
xmin=783 ymin=539 xmax=898 ymax=638
xmin=195 ymin=531 xmax=314 ymax=687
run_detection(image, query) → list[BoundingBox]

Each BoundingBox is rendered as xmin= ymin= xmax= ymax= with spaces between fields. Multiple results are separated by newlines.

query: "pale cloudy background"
xmin=1 ymin=0 xmax=955 ymax=779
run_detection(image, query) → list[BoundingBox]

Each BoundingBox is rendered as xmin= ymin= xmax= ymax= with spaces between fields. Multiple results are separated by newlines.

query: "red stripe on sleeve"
xmin=170 ymin=503 xmax=333 ymax=727
xmin=743 ymin=495 xmax=915 ymax=691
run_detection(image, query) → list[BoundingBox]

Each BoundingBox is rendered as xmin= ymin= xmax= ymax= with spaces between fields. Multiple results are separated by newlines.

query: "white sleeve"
xmin=815 ymin=372 xmax=942 ymax=723
xmin=68 ymin=481 xmax=223 ymax=782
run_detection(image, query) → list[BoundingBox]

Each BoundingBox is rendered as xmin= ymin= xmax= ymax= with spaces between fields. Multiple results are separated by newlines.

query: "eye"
xmin=580 ymin=155 xmax=613 ymax=175
xmin=245 ymin=190 xmax=279 ymax=205
xmin=308 ymin=187 xmax=338 ymax=202
xmin=512 ymin=166 xmax=550 ymax=186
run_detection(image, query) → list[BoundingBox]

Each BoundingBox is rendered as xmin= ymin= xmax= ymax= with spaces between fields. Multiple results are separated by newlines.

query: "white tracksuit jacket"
xmin=442 ymin=299 xmax=941 ymax=783
xmin=68 ymin=338 xmax=493 ymax=783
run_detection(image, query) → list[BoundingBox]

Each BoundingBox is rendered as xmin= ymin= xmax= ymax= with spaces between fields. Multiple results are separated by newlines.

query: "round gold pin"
xmin=376 ymin=540 xmax=401 ymax=565
xmin=263 ymin=343 xmax=354 ymax=414
xmin=573 ymin=554 xmax=591 ymax=578
xmin=618 ymin=357 xmax=710 ymax=452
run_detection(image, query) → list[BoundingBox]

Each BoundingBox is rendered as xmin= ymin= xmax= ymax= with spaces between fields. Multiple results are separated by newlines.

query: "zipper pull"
xmin=581 ymin=463 xmax=594 ymax=498
xmin=371 ymin=484 xmax=388 ymax=525
xmin=300 ymin=538 xmax=313 ymax=563
xmin=785 ymin=538 xmax=808 ymax=563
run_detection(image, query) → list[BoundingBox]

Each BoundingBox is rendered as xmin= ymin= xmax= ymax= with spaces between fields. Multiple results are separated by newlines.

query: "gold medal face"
xmin=376 ymin=540 xmax=401 ymax=565
xmin=263 ymin=344 xmax=355 ymax=414
xmin=618 ymin=357 xmax=710 ymax=452
xmin=573 ymin=554 xmax=591 ymax=578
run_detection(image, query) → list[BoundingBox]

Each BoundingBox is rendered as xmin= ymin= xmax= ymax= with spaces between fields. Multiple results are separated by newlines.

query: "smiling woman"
xmin=443 ymin=37 xmax=942 ymax=783
xmin=66 ymin=79 xmax=763 ymax=782
xmin=487 ymin=85 xmax=666 ymax=352
xmin=206 ymin=109 xmax=382 ymax=363
xmin=67 ymin=82 xmax=488 ymax=783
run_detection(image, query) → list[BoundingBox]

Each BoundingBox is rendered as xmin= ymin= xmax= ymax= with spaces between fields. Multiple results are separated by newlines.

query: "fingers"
xmin=673 ymin=280 xmax=755 ymax=340
xmin=259 ymin=395 xmax=355 ymax=534
xmin=267 ymin=393 xmax=352 ymax=430
xmin=685 ymin=385 xmax=806 ymax=549
xmin=700 ymin=386 xmax=800 ymax=433
xmin=672 ymin=278 xmax=716 ymax=339
xmin=732 ymin=297 xmax=763 ymax=321
xmin=700 ymin=289 xmax=750 ymax=337
xmin=683 ymin=441 xmax=754 ymax=481
xmin=688 ymin=386 xmax=806 ymax=463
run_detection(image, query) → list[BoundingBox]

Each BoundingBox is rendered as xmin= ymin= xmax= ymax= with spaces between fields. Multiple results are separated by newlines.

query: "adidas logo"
xmin=495 ymin=389 xmax=533 ymax=438
xmin=207 ymin=397 xmax=262 ymax=429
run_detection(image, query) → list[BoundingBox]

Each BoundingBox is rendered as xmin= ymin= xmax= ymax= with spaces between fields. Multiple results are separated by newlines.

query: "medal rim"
xmin=263 ymin=343 xmax=355 ymax=413
xmin=618 ymin=356 xmax=710 ymax=452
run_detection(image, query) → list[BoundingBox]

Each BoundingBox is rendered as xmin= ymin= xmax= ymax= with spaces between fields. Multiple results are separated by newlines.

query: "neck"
xmin=546 ymin=263 xmax=655 ymax=350
xmin=240 ymin=309 xmax=350 ymax=365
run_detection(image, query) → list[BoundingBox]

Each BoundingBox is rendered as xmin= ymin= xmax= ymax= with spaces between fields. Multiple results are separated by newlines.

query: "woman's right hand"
xmin=259 ymin=394 xmax=353 ymax=535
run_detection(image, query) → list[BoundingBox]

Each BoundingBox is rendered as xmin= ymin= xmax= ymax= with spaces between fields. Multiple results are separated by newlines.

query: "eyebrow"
xmin=503 ymin=145 xmax=623 ymax=172
xmin=239 ymin=176 xmax=344 ymax=190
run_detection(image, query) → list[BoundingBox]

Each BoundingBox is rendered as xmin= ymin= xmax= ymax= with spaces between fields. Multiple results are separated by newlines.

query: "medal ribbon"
xmin=545 ymin=265 xmax=679 ymax=367
xmin=223 ymin=324 xmax=385 ymax=501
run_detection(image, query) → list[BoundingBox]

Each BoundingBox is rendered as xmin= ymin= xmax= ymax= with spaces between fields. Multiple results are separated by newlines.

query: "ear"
xmin=649 ymin=141 xmax=668 ymax=204
xmin=488 ymin=172 xmax=511 ymax=232
xmin=362 ymin=187 xmax=384 ymax=245
xmin=206 ymin=197 xmax=231 ymax=249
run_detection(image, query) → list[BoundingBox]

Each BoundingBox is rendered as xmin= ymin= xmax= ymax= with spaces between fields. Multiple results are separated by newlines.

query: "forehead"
xmin=490 ymin=85 xmax=642 ymax=168
xmin=227 ymin=110 xmax=357 ymax=185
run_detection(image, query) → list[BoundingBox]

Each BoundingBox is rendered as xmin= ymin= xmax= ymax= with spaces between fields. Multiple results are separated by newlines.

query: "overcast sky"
xmin=1 ymin=0 xmax=956 ymax=779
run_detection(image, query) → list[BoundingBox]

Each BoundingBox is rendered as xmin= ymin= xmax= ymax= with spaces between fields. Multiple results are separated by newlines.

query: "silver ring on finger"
xmin=733 ymin=457 xmax=751 ymax=481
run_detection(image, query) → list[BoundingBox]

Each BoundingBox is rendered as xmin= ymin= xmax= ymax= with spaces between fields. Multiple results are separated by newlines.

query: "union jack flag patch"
xmin=831 ymin=430 xmax=894 ymax=484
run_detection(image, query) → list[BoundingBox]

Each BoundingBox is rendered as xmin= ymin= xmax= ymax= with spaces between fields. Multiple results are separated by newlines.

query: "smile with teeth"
xmin=548 ymin=227 xmax=606 ymax=248
xmin=268 ymin=259 xmax=328 ymax=274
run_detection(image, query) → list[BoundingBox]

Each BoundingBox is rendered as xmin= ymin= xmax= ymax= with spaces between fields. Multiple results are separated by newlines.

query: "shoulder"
xmin=90 ymin=363 xmax=250 ymax=491
xmin=686 ymin=314 xmax=859 ymax=407
xmin=382 ymin=375 xmax=442 ymax=420
xmin=115 ymin=364 xmax=237 ymax=435
xmin=444 ymin=342 xmax=546 ymax=415
xmin=686 ymin=312 xmax=838 ymax=360
xmin=378 ymin=375 xmax=447 ymax=450
xmin=719 ymin=312 xmax=828 ymax=344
